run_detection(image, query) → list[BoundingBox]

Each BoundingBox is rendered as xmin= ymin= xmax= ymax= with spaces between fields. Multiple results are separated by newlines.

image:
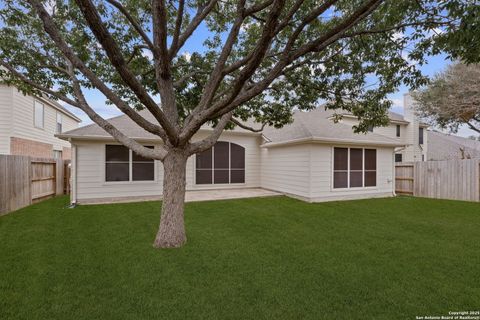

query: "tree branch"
xmin=71 ymin=0 xmax=178 ymax=141
xmin=170 ymin=0 xmax=185 ymax=55
xmin=68 ymin=64 xmax=167 ymax=160
xmin=27 ymin=0 xmax=169 ymax=140
xmin=187 ymin=112 xmax=233 ymax=155
xmin=105 ymin=0 xmax=155 ymax=51
xmin=230 ymin=118 xmax=266 ymax=132
xmin=168 ymin=0 xmax=219 ymax=59
xmin=207 ymin=0 xmax=385 ymax=120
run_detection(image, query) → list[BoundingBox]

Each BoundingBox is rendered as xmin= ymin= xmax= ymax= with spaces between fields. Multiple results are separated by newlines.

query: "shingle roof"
xmin=262 ymin=108 xmax=404 ymax=147
xmin=427 ymin=131 xmax=480 ymax=160
xmin=59 ymin=108 xmax=405 ymax=147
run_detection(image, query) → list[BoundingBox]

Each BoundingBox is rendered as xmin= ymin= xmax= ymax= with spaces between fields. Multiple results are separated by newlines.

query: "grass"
xmin=0 ymin=195 xmax=479 ymax=320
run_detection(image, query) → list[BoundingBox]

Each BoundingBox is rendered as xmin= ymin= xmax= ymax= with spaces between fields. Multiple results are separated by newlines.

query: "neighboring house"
xmin=0 ymin=84 xmax=81 ymax=159
xmin=58 ymin=108 xmax=405 ymax=205
xmin=331 ymin=93 xmax=429 ymax=163
xmin=427 ymin=131 xmax=480 ymax=160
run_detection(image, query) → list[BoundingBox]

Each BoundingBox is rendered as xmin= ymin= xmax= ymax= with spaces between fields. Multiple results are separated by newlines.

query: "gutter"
xmin=261 ymin=137 xmax=409 ymax=148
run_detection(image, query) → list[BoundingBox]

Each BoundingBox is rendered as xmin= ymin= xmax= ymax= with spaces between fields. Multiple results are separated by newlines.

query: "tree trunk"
xmin=153 ymin=150 xmax=188 ymax=248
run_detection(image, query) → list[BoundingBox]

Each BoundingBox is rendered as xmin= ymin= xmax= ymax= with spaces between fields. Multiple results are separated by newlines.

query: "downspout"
xmin=392 ymin=149 xmax=396 ymax=197
xmin=70 ymin=138 xmax=77 ymax=206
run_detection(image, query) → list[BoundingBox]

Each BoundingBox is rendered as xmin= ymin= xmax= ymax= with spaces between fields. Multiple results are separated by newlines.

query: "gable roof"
xmin=261 ymin=108 xmax=405 ymax=147
xmin=427 ymin=131 xmax=480 ymax=160
xmin=58 ymin=108 xmax=405 ymax=147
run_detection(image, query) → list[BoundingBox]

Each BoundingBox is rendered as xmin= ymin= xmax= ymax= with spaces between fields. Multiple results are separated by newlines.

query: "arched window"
xmin=195 ymin=141 xmax=245 ymax=184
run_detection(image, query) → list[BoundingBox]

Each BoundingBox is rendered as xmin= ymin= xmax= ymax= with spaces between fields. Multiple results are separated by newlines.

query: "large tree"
xmin=0 ymin=0 xmax=477 ymax=248
xmin=412 ymin=63 xmax=480 ymax=134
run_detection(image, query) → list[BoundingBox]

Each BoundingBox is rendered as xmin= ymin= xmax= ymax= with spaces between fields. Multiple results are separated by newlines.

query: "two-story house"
xmin=0 ymin=84 xmax=81 ymax=159
xmin=330 ymin=93 xmax=429 ymax=163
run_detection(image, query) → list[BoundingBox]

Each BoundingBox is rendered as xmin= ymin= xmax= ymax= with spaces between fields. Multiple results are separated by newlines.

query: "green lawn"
xmin=0 ymin=196 xmax=479 ymax=319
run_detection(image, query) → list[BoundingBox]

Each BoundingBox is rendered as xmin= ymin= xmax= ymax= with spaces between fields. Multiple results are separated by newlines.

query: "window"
xmin=34 ymin=101 xmax=44 ymax=128
xmin=395 ymin=154 xmax=403 ymax=163
xmin=422 ymin=154 xmax=425 ymax=161
xmin=396 ymin=125 xmax=401 ymax=137
xmin=106 ymin=145 xmax=130 ymax=181
xmin=333 ymin=147 xmax=376 ymax=188
xmin=53 ymin=150 xmax=62 ymax=159
xmin=132 ymin=146 xmax=154 ymax=181
xmin=367 ymin=125 xmax=374 ymax=132
xmin=419 ymin=128 xmax=424 ymax=144
xmin=195 ymin=141 xmax=245 ymax=184
xmin=56 ymin=113 xmax=63 ymax=133
xmin=105 ymin=145 xmax=155 ymax=182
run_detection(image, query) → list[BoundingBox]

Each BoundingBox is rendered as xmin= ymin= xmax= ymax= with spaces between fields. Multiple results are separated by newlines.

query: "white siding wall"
xmin=9 ymin=88 xmax=79 ymax=151
xmin=261 ymin=143 xmax=395 ymax=202
xmin=75 ymin=140 xmax=164 ymax=201
xmin=0 ymin=85 xmax=13 ymax=154
xmin=403 ymin=93 xmax=427 ymax=162
xmin=340 ymin=117 xmax=407 ymax=143
xmin=309 ymin=145 xmax=394 ymax=202
xmin=260 ymin=144 xmax=311 ymax=198
xmin=73 ymin=131 xmax=262 ymax=203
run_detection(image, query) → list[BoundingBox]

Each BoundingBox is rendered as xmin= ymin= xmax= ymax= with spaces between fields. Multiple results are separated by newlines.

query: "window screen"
xmin=349 ymin=148 xmax=363 ymax=188
xmin=214 ymin=142 xmax=229 ymax=183
xmin=333 ymin=148 xmax=348 ymax=188
xmin=195 ymin=142 xmax=245 ymax=184
xmin=196 ymin=148 xmax=213 ymax=184
xmin=132 ymin=146 xmax=154 ymax=181
xmin=333 ymin=148 xmax=376 ymax=188
xmin=364 ymin=149 xmax=377 ymax=187
xmin=105 ymin=145 xmax=129 ymax=181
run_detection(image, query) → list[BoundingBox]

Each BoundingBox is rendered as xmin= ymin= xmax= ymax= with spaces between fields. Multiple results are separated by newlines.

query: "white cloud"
xmin=390 ymin=98 xmax=403 ymax=109
xmin=142 ymin=48 xmax=154 ymax=61
xmin=391 ymin=32 xmax=404 ymax=41
xmin=182 ymin=51 xmax=191 ymax=62
xmin=43 ymin=0 xmax=56 ymax=15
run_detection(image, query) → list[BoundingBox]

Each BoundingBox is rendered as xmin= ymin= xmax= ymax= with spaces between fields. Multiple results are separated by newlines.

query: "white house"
xmin=332 ymin=93 xmax=429 ymax=163
xmin=58 ymin=107 xmax=413 ymax=205
xmin=0 ymin=85 xmax=81 ymax=159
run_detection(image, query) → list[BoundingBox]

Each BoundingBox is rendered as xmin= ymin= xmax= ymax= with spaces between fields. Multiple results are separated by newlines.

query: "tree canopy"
xmin=413 ymin=63 xmax=480 ymax=134
xmin=0 ymin=1 xmax=478 ymax=156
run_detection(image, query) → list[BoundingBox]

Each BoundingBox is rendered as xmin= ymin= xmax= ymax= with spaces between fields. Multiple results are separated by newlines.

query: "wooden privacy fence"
xmin=395 ymin=159 xmax=480 ymax=202
xmin=0 ymin=155 xmax=71 ymax=215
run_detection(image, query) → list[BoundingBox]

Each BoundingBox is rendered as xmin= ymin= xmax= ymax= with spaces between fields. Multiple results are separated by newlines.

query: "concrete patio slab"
xmin=185 ymin=188 xmax=282 ymax=203
xmin=78 ymin=188 xmax=282 ymax=205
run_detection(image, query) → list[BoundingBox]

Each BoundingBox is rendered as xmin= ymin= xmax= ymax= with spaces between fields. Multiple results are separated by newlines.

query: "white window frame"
xmin=331 ymin=146 xmax=378 ymax=191
xmin=194 ymin=141 xmax=246 ymax=186
xmin=104 ymin=144 xmax=157 ymax=184
xmin=34 ymin=100 xmax=44 ymax=129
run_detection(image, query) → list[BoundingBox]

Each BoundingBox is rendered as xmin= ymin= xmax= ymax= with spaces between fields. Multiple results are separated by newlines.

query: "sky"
xmin=61 ymin=24 xmax=479 ymax=139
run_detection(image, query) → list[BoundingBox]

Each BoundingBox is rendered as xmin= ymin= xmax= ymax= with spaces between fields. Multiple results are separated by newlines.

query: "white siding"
xmin=260 ymin=144 xmax=311 ymax=198
xmin=73 ymin=131 xmax=262 ymax=203
xmin=261 ymin=143 xmax=395 ymax=202
xmin=75 ymin=140 xmax=164 ymax=201
xmin=340 ymin=117 xmax=407 ymax=144
xmin=0 ymin=86 xmax=13 ymax=154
